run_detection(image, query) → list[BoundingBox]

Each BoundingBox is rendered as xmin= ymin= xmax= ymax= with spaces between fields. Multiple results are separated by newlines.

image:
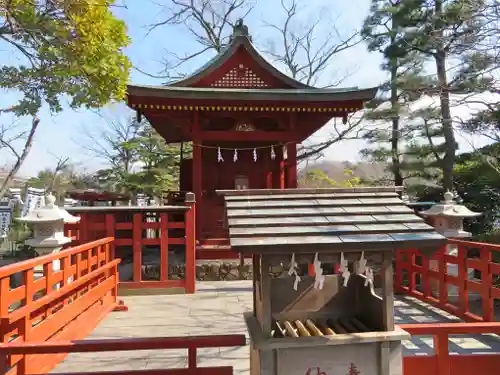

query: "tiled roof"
xmin=219 ymin=187 xmax=446 ymax=255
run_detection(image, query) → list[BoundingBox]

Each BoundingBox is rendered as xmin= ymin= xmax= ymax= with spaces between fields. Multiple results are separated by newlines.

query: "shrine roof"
xmin=169 ymin=19 xmax=310 ymax=89
xmin=127 ymin=84 xmax=378 ymax=102
xmin=218 ymin=187 xmax=446 ymax=256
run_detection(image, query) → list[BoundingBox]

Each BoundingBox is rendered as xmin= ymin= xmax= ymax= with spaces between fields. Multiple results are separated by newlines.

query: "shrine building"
xmin=126 ymin=20 xmax=378 ymax=251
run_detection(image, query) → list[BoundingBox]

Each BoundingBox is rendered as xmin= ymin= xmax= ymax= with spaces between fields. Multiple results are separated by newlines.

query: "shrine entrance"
xmin=126 ymin=20 xmax=377 ymax=251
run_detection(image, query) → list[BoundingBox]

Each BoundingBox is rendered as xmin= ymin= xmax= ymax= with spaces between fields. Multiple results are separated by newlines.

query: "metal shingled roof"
xmin=218 ymin=188 xmax=446 ymax=254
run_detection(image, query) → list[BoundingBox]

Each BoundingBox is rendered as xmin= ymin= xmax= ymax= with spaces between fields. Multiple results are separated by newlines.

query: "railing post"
xmin=184 ymin=192 xmax=196 ymax=294
xmin=105 ymin=213 xmax=115 ymax=260
xmin=481 ymin=245 xmax=493 ymax=321
xmin=434 ymin=332 xmax=450 ymax=375
xmin=438 ymin=245 xmax=448 ymax=308
xmin=457 ymin=244 xmax=468 ymax=316
xmin=188 ymin=347 xmax=197 ymax=371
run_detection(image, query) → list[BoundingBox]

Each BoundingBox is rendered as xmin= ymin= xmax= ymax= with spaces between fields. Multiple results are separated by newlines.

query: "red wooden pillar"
xmin=132 ymin=213 xmax=142 ymax=283
xmin=192 ymin=111 xmax=202 ymax=240
xmin=185 ymin=192 xmax=196 ymax=294
xmin=159 ymin=213 xmax=169 ymax=282
xmin=286 ymin=142 xmax=297 ymax=188
xmin=279 ymin=146 xmax=286 ymax=190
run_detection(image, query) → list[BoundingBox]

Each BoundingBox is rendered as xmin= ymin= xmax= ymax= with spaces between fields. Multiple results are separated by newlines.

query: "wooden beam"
xmin=199 ymin=130 xmax=294 ymax=142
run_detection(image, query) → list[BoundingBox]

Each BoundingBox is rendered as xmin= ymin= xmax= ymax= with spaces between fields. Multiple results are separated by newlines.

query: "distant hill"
xmin=299 ymin=160 xmax=389 ymax=184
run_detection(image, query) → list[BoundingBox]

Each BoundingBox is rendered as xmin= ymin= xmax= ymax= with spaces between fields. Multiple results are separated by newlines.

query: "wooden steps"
xmin=196 ymin=237 xmax=241 ymax=260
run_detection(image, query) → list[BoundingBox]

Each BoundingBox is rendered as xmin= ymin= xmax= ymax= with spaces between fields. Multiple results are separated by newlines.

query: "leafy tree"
xmin=86 ymin=117 xmax=187 ymax=198
xmin=0 ymin=0 xmax=131 ymax=199
xmin=362 ymin=0 xmax=495 ymax=192
xmin=412 ymin=143 xmax=500 ymax=235
xmin=0 ymin=0 xmax=131 ymax=115
xmin=385 ymin=0 xmax=492 ymax=191
xmin=28 ymin=161 xmax=102 ymax=202
xmin=299 ymin=168 xmax=364 ymax=188
xmin=124 ymin=123 xmax=184 ymax=197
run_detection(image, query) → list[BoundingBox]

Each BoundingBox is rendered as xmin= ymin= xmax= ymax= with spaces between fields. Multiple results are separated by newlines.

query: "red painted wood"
xmin=132 ymin=213 xmax=143 ymax=283
xmin=119 ymin=280 xmax=185 ymax=289
xmin=160 ymin=213 xmax=169 ymax=282
xmin=185 ymin=197 xmax=196 ymax=294
xmin=0 ymin=238 xmax=121 ymax=375
xmin=34 ymin=368 xmax=234 ymax=375
xmin=0 ymin=335 xmax=247 ymax=354
xmin=395 ymin=240 xmax=500 ymax=322
xmin=286 ymin=142 xmax=297 ymax=188
xmin=200 ymin=130 xmax=295 ymax=141
xmin=400 ymin=322 xmax=500 ymax=375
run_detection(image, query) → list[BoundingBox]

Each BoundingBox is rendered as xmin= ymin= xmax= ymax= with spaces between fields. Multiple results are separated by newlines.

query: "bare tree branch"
xmin=0 ymin=115 xmax=40 ymax=199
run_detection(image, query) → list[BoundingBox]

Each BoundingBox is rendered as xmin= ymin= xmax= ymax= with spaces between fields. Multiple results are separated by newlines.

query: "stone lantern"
xmin=17 ymin=193 xmax=80 ymax=280
xmin=420 ymin=191 xmax=482 ymax=300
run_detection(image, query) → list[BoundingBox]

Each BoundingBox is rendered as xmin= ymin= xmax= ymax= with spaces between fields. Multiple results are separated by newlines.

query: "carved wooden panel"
xmin=211 ymin=64 xmax=269 ymax=88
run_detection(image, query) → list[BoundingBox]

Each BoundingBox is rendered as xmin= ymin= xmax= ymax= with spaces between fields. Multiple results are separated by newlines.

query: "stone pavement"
xmin=52 ymin=281 xmax=500 ymax=374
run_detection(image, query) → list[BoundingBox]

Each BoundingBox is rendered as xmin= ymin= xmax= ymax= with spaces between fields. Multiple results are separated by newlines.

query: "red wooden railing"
xmin=0 ymin=334 xmax=246 ymax=375
xmin=0 ymin=238 xmax=123 ymax=375
xmin=64 ymin=193 xmax=196 ymax=293
xmin=401 ymin=322 xmax=500 ymax=375
xmin=395 ymin=239 xmax=500 ymax=322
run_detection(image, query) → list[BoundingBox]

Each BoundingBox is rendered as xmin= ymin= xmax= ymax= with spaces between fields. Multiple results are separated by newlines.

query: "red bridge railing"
xmin=64 ymin=194 xmax=196 ymax=293
xmin=0 ymin=334 xmax=246 ymax=375
xmin=401 ymin=322 xmax=500 ymax=375
xmin=0 ymin=238 xmax=122 ymax=375
xmin=395 ymin=239 xmax=500 ymax=322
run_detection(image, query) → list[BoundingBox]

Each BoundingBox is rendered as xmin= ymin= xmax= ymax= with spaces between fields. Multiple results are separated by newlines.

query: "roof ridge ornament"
xmin=231 ymin=18 xmax=252 ymax=42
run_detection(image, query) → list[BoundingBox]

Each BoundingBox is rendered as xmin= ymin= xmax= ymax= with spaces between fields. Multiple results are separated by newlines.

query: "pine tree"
xmin=363 ymin=0 xmax=493 ymax=191
xmin=387 ymin=0 xmax=490 ymax=191
xmin=362 ymin=0 xmax=432 ymax=186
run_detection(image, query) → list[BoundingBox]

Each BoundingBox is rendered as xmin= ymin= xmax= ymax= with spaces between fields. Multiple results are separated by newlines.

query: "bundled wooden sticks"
xmin=272 ymin=317 xmax=370 ymax=338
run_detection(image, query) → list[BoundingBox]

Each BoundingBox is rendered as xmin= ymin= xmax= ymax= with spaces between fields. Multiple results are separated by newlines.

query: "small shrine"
xmin=218 ymin=187 xmax=446 ymax=375
xmin=125 ymin=20 xmax=378 ymax=244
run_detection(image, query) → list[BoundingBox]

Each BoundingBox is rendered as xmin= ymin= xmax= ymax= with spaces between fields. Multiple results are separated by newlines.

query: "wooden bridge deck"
xmin=52 ymin=281 xmax=500 ymax=375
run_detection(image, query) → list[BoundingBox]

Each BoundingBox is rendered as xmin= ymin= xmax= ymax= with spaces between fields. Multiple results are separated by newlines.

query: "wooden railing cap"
xmin=66 ymin=206 xmax=189 ymax=213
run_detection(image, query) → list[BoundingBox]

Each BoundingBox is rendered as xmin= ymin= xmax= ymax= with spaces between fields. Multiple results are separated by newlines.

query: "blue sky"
xmin=0 ymin=0 xmax=491 ymax=177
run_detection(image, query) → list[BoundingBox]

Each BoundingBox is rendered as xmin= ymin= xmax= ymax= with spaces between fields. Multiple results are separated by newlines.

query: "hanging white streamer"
xmin=288 ymin=253 xmax=301 ymax=291
xmin=233 ymin=149 xmax=238 ymax=162
xmin=270 ymin=145 xmax=276 ymax=160
xmin=282 ymin=145 xmax=288 ymax=160
xmin=365 ymin=267 xmax=374 ymax=287
xmin=217 ymin=147 xmax=224 ymax=163
xmin=339 ymin=252 xmax=350 ymax=287
xmin=357 ymin=251 xmax=367 ymax=275
xmin=253 ymin=148 xmax=257 ymax=162
xmin=313 ymin=252 xmax=325 ymax=290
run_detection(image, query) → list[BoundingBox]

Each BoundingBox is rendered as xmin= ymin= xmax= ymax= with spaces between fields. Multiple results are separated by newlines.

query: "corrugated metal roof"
xmin=219 ymin=188 xmax=446 ymax=254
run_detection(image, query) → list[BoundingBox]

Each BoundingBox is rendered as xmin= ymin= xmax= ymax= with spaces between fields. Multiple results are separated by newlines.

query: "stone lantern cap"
xmin=420 ymin=191 xmax=481 ymax=218
xmin=17 ymin=193 xmax=81 ymax=224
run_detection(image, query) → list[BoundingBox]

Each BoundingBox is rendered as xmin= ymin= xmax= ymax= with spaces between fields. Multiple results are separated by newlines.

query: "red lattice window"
xmin=211 ymin=64 xmax=269 ymax=88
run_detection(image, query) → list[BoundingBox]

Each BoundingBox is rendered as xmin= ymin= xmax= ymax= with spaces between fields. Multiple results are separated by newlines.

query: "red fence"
xmin=395 ymin=239 xmax=500 ymax=322
xmin=0 ymin=334 xmax=246 ymax=375
xmin=0 ymin=238 xmax=122 ymax=375
xmin=401 ymin=322 xmax=500 ymax=375
xmin=64 ymin=193 xmax=196 ymax=293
